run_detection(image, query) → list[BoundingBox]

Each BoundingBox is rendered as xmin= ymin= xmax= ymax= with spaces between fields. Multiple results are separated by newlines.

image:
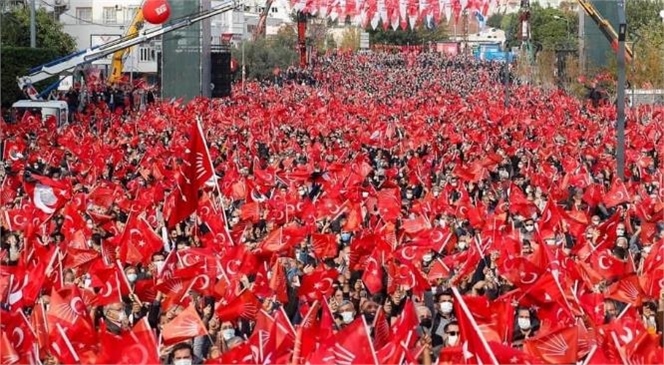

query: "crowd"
xmin=1 ymin=51 xmax=663 ymax=365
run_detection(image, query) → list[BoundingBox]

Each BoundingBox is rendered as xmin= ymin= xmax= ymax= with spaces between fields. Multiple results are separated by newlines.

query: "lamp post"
xmin=616 ymin=0 xmax=627 ymax=180
xmin=30 ymin=0 xmax=36 ymax=48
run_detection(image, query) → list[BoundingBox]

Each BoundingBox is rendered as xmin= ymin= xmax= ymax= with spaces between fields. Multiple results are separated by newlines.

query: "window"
xmin=271 ymin=7 xmax=278 ymax=13
xmin=103 ymin=7 xmax=117 ymax=24
xmin=75 ymin=7 xmax=92 ymax=24
xmin=138 ymin=47 xmax=156 ymax=62
xmin=247 ymin=24 xmax=256 ymax=33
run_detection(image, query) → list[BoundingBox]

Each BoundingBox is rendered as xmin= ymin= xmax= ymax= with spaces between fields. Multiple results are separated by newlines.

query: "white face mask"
xmin=643 ymin=246 xmax=652 ymax=254
xmin=362 ymin=192 xmax=369 ymax=198
xmin=423 ymin=254 xmax=432 ymax=263
xmin=341 ymin=311 xmax=354 ymax=324
xmin=174 ymin=359 xmax=192 ymax=365
xmin=447 ymin=334 xmax=459 ymax=346
xmin=127 ymin=273 xmax=138 ymax=283
xmin=440 ymin=302 xmax=453 ymax=314
xmin=154 ymin=261 xmax=165 ymax=273
xmin=524 ymin=225 xmax=534 ymax=232
xmin=518 ymin=317 xmax=531 ymax=330
xmin=222 ymin=328 xmax=235 ymax=341
xmin=84 ymin=278 xmax=92 ymax=288
xmin=458 ymin=241 xmax=467 ymax=250
xmin=616 ymin=229 xmax=625 ymax=236
xmin=116 ymin=311 xmax=127 ymax=323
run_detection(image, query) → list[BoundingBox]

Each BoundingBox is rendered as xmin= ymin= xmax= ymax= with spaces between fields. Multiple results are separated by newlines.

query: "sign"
xmin=359 ymin=31 xmax=370 ymax=49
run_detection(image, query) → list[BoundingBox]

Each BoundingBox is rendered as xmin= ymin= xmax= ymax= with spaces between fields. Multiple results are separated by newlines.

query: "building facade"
xmin=43 ymin=0 xmax=293 ymax=78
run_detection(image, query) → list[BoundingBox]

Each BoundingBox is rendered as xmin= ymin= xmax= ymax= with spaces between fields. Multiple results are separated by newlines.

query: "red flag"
xmin=523 ymin=325 xmax=579 ymax=364
xmin=333 ymin=316 xmax=379 ymax=365
xmin=216 ymin=289 xmax=261 ymax=322
xmin=167 ymin=120 xmax=214 ymax=228
xmin=603 ymin=179 xmax=631 ymax=208
xmin=361 ymin=252 xmax=383 ymax=294
xmin=161 ymin=304 xmax=208 ymax=346
xmin=299 ymin=266 xmax=338 ymax=301
xmin=451 ymin=287 xmax=499 ymax=365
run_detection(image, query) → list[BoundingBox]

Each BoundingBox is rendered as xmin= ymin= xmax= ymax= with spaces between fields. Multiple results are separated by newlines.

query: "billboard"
xmin=161 ymin=0 xmax=202 ymax=101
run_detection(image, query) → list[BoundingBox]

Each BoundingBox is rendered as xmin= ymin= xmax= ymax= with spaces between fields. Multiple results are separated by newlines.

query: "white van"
xmin=10 ymin=100 xmax=69 ymax=128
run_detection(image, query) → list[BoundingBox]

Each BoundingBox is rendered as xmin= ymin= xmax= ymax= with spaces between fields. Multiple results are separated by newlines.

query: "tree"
xmin=497 ymin=5 xmax=578 ymax=51
xmin=626 ymin=0 xmax=664 ymax=41
xmin=339 ymin=28 xmax=360 ymax=51
xmin=231 ymin=35 xmax=299 ymax=81
xmin=367 ymin=22 xmax=448 ymax=45
xmin=1 ymin=7 xmax=76 ymax=55
xmin=486 ymin=13 xmax=503 ymax=29
xmin=628 ymin=21 xmax=664 ymax=88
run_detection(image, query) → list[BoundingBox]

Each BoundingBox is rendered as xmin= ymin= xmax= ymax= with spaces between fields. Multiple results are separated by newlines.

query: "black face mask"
xmin=364 ymin=312 xmax=375 ymax=324
xmin=420 ymin=318 xmax=432 ymax=329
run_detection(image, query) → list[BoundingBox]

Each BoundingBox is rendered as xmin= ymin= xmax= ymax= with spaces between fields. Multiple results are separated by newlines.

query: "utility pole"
xmin=616 ymin=0 xmax=627 ymax=180
xmin=30 ymin=0 xmax=37 ymax=48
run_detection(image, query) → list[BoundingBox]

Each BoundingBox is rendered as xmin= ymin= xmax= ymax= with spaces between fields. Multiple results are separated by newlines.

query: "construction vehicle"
xmin=252 ymin=0 xmax=275 ymax=40
xmin=108 ymin=4 xmax=146 ymax=84
xmin=519 ymin=0 xmax=633 ymax=64
xmin=13 ymin=0 xmax=239 ymax=125
xmin=576 ymin=0 xmax=633 ymax=62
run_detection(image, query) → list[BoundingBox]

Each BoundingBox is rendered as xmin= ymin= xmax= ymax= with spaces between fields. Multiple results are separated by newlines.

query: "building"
xmin=43 ymin=0 xmax=293 ymax=79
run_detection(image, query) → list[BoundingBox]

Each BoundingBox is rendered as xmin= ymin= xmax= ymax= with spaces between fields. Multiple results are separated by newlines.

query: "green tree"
xmin=231 ymin=37 xmax=299 ymax=81
xmin=626 ymin=0 xmax=664 ymax=40
xmin=367 ymin=22 xmax=448 ymax=45
xmin=486 ymin=13 xmax=503 ymax=29
xmin=339 ymin=28 xmax=359 ymax=50
xmin=528 ymin=4 xmax=578 ymax=51
xmin=1 ymin=7 xmax=76 ymax=55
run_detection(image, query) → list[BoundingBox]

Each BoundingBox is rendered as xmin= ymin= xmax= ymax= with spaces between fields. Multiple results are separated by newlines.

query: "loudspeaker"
xmin=210 ymin=52 xmax=232 ymax=98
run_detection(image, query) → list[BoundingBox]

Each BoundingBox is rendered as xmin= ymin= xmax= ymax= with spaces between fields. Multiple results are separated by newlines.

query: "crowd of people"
xmin=1 ymin=51 xmax=663 ymax=365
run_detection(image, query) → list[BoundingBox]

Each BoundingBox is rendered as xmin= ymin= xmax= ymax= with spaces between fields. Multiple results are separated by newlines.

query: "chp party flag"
xmin=167 ymin=119 xmax=215 ymax=228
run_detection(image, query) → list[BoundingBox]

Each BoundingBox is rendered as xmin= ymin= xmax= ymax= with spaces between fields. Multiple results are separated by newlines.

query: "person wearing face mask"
xmin=512 ymin=308 xmax=538 ymax=348
xmin=442 ymin=321 xmax=460 ymax=348
xmin=612 ymin=237 xmax=629 ymax=261
xmin=416 ymin=305 xmax=434 ymax=336
xmin=219 ymin=321 xmax=237 ymax=343
xmin=168 ymin=342 xmax=201 ymax=365
xmin=431 ymin=290 xmax=456 ymax=347
xmin=338 ymin=301 xmax=356 ymax=326
xmin=103 ymin=302 xmax=129 ymax=335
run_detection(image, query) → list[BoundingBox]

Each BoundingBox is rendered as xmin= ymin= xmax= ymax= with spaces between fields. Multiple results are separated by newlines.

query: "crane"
xmin=17 ymin=0 xmax=239 ymax=101
xmin=252 ymin=0 xmax=275 ymax=40
xmin=576 ymin=0 xmax=633 ymax=62
xmin=108 ymin=5 xmax=146 ymax=84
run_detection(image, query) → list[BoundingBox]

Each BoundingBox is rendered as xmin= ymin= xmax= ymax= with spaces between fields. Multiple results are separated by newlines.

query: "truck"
xmin=11 ymin=0 xmax=239 ymax=125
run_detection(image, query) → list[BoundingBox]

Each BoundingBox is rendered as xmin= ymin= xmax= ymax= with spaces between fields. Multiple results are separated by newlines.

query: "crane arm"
xmin=108 ymin=8 xmax=146 ymax=84
xmin=17 ymin=0 xmax=239 ymax=98
xmin=253 ymin=0 xmax=275 ymax=41
xmin=576 ymin=0 xmax=633 ymax=62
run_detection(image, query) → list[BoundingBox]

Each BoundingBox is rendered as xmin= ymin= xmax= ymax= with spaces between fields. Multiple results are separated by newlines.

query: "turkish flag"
xmin=167 ymin=120 xmax=214 ymax=228
xmin=333 ymin=317 xmax=378 ymax=365
xmin=603 ymin=179 xmax=631 ymax=208
xmin=299 ymin=265 xmax=339 ymax=301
